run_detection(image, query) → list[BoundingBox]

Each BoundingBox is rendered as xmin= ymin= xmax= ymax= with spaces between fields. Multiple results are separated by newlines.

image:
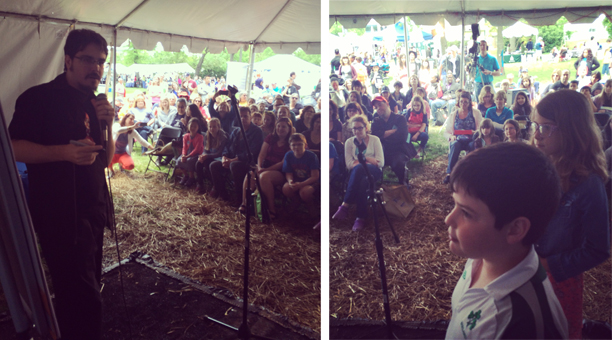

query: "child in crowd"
xmin=110 ymin=113 xmax=154 ymax=178
xmin=251 ymin=112 xmax=263 ymax=127
xmin=445 ymin=142 xmax=568 ymax=339
xmin=195 ymin=118 xmax=227 ymax=194
xmin=471 ymin=118 xmax=499 ymax=149
xmin=261 ymin=111 xmax=276 ymax=139
xmin=176 ymin=118 xmax=204 ymax=186
xmin=519 ymin=76 xmax=536 ymax=106
xmin=503 ymin=119 xmax=526 ymax=143
xmin=533 ymin=90 xmax=610 ymax=339
xmin=405 ymin=95 xmax=428 ymax=157
xmin=282 ymin=133 xmax=320 ymax=215
xmin=569 ymin=80 xmax=579 ymax=91
xmin=485 ymin=90 xmax=514 ymax=141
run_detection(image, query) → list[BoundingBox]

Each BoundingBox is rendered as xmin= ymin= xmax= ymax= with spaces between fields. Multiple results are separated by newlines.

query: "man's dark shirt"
xmin=282 ymin=85 xmax=299 ymax=105
xmin=331 ymin=55 xmax=341 ymax=73
xmin=551 ymin=81 xmax=570 ymax=91
xmin=371 ymin=112 xmax=409 ymax=156
xmin=223 ymin=125 xmax=264 ymax=165
xmin=8 ymin=73 xmax=108 ymax=242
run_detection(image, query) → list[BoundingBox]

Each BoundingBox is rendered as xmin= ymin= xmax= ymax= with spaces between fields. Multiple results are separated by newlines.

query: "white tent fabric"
xmin=330 ymin=1 xmax=611 ymax=27
xmin=252 ymin=54 xmax=321 ymax=95
xmin=0 ymin=0 xmax=321 ymax=122
xmin=502 ymin=21 xmax=538 ymax=38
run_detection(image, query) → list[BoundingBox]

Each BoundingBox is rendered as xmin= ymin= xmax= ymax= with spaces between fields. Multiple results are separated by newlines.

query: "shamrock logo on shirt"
xmin=466 ymin=310 xmax=481 ymax=330
xmin=460 ymin=309 xmax=482 ymax=339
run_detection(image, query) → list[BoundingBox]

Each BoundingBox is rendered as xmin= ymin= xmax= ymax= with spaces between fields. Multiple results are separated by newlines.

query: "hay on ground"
xmin=103 ymin=172 xmax=321 ymax=333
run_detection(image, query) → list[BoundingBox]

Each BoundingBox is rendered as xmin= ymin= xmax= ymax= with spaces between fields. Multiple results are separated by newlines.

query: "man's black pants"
xmin=38 ymin=216 xmax=104 ymax=340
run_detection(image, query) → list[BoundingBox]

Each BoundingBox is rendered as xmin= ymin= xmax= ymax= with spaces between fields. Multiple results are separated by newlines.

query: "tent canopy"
xmin=330 ymin=1 xmax=611 ymax=28
xmin=0 ymin=0 xmax=321 ymax=122
xmin=502 ymin=21 xmax=538 ymax=38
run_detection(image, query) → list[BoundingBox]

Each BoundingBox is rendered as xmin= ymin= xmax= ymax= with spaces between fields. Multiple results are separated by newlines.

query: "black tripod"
xmin=356 ymin=142 xmax=400 ymax=339
xmin=206 ymin=85 xmax=273 ymax=340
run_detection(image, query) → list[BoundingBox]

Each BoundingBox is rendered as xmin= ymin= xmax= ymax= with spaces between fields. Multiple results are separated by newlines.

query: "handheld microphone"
xmin=96 ymin=93 xmax=108 ymax=144
xmin=354 ymin=137 xmax=367 ymax=163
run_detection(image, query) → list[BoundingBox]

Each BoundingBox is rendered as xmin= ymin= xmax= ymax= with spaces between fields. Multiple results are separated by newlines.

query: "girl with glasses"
xmin=533 ymin=90 xmax=609 ymax=340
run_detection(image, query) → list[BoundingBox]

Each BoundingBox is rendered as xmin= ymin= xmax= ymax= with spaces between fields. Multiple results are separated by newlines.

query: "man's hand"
xmin=64 ymin=139 xmax=103 ymax=165
xmin=91 ymin=98 xmax=114 ymax=127
xmin=383 ymin=129 xmax=397 ymax=138
xmin=288 ymin=180 xmax=302 ymax=191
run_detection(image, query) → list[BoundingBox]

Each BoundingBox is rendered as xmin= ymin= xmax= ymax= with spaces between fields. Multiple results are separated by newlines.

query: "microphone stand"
xmin=355 ymin=140 xmax=400 ymax=339
xmin=206 ymin=85 xmax=273 ymax=340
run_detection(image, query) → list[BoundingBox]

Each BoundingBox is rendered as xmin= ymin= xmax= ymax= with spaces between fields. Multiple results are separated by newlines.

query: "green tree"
xmin=604 ymin=17 xmax=612 ymax=39
xmin=293 ymin=48 xmax=321 ymax=66
xmin=538 ymin=16 xmax=568 ymax=53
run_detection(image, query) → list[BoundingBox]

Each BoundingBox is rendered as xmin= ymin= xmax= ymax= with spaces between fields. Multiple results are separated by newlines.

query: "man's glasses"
xmin=533 ymin=122 xmax=559 ymax=138
xmin=74 ymin=56 xmax=106 ymax=67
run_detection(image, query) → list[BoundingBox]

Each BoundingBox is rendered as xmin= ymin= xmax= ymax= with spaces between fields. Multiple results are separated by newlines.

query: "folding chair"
xmin=144 ymin=126 xmax=182 ymax=181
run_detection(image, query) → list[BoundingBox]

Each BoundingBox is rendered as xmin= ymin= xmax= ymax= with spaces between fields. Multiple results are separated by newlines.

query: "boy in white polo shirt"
xmin=445 ymin=143 xmax=568 ymax=339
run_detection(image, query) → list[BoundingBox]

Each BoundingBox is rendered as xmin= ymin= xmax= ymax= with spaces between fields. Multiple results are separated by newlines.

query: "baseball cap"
xmin=372 ymin=96 xmax=388 ymax=105
xmin=381 ymin=85 xmax=390 ymax=93
xmin=521 ymin=68 xmax=528 ymax=73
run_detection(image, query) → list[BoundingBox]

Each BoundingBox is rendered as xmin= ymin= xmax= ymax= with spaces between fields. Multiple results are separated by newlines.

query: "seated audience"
xmin=176 ymin=118 xmax=204 ymax=187
xmin=130 ymin=94 xmax=156 ymax=154
xmin=304 ymin=113 xmax=322 ymax=157
xmin=195 ymin=118 xmax=227 ymax=194
xmin=329 ymin=100 xmax=343 ymax=142
xmin=477 ymin=85 xmax=495 ymax=116
xmin=251 ymin=112 xmax=263 ymax=127
xmin=332 ymin=115 xmax=384 ymax=231
xmin=472 ymin=118 xmax=500 ymax=149
xmin=342 ymin=103 xmax=365 ymax=143
xmin=405 ymin=95 xmax=428 ymax=158
xmin=282 ymin=133 xmax=320 ymax=215
xmin=580 ymin=86 xmax=598 ymax=112
xmin=485 ymin=90 xmax=514 ymax=141
xmin=593 ymin=79 xmax=612 ymax=112
xmin=239 ymin=117 xmax=293 ymax=218
xmin=261 ymin=111 xmax=276 ymax=139
xmin=443 ymin=91 xmax=483 ymax=184
xmin=295 ymin=105 xmax=316 ymax=134
xmin=209 ymin=90 xmax=238 ymax=135
xmin=110 ymin=113 xmax=154 ymax=177
xmin=210 ymin=107 xmax=263 ymax=204
xmin=371 ymin=96 xmax=412 ymax=186
xmin=503 ymin=119 xmax=527 ymax=143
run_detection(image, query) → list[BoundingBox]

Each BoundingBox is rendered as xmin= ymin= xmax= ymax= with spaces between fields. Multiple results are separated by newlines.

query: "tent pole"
xmin=403 ymin=16 xmax=410 ymax=87
xmin=246 ymin=43 xmax=256 ymax=97
xmin=112 ymin=29 xmax=117 ymax=110
xmin=460 ymin=15 xmax=465 ymax=90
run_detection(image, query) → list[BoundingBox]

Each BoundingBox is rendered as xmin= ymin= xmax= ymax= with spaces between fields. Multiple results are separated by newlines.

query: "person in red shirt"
xmin=406 ymin=95 xmax=428 ymax=158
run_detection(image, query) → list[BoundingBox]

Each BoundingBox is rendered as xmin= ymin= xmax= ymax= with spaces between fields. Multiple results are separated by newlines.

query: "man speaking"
xmin=9 ymin=29 xmax=115 ymax=340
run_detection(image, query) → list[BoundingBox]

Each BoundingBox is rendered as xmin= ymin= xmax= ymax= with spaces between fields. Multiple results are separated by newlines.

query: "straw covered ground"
xmin=102 ymin=171 xmax=321 ymax=333
xmin=329 ymin=155 xmax=611 ymax=324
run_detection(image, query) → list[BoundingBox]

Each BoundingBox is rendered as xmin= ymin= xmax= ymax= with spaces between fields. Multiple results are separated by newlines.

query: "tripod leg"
xmin=376 ymin=192 xmax=400 ymax=244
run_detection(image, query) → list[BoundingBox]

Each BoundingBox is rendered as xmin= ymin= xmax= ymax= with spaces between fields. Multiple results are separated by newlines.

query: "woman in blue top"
xmin=533 ymin=90 xmax=609 ymax=339
xmin=485 ymin=90 xmax=514 ymax=141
